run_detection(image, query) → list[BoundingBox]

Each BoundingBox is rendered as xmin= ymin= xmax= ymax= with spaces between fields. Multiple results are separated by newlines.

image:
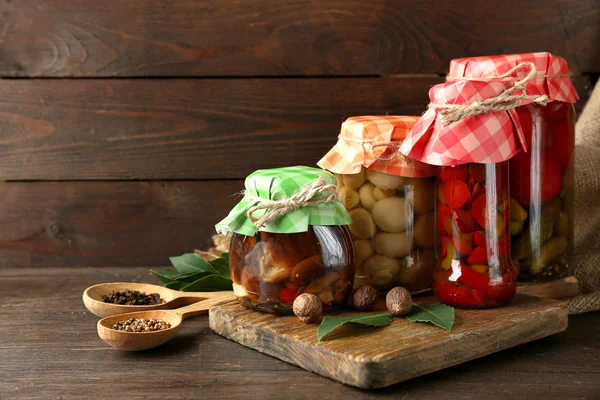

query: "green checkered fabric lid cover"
xmin=215 ymin=166 xmax=351 ymax=236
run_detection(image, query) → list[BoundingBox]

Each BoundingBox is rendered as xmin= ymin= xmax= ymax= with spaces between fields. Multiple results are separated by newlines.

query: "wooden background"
xmin=0 ymin=0 xmax=598 ymax=267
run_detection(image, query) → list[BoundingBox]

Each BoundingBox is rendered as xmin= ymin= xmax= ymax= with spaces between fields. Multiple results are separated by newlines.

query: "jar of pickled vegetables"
xmin=435 ymin=163 xmax=517 ymax=308
xmin=447 ymin=53 xmax=579 ymax=280
xmin=399 ymin=78 xmax=525 ymax=308
xmin=318 ymin=116 xmax=438 ymax=293
xmin=215 ymin=166 xmax=355 ymax=314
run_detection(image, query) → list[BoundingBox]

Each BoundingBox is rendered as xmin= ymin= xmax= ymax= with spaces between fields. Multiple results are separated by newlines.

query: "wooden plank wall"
xmin=0 ymin=0 xmax=598 ymax=267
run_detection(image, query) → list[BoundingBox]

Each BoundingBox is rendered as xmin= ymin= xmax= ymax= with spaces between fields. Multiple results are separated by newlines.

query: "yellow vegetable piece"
xmin=440 ymin=241 xmax=457 ymax=271
xmin=510 ymin=198 xmax=528 ymax=222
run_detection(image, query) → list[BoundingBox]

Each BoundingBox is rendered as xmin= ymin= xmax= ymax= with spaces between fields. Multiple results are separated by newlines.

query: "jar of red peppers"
xmin=215 ymin=166 xmax=355 ymax=314
xmin=399 ymin=77 xmax=531 ymax=308
xmin=447 ymin=53 xmax=578 ymax=281
xmin=318 ymin=116 xmax=438 ymax=294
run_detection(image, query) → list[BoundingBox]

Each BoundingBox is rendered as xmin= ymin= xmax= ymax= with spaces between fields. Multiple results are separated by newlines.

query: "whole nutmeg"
xmin=386 ymin=287 xmax=413 ymax=316
xmin=352 ymin=285 xmax=378 ymax=311
xmin=292 ymin=293 xmax=322 ymax=323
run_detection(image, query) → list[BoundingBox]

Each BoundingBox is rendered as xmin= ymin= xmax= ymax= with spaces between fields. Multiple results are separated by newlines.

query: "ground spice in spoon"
xmin=112 ymin=318 xmax=171 ymax=332
xmin=103 ymin=289 xmax=163 ymax=305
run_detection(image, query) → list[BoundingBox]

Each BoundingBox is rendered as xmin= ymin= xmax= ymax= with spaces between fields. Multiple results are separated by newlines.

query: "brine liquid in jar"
xmin=434 ymin=162 xmax=517 ymax=308
xmin=510 ymin=103 xmax=575 ymax=280
xmin=229 ymin=226 xmax=355 ymax=314
xmin=336 ymin=168 xmax=436 ymax=294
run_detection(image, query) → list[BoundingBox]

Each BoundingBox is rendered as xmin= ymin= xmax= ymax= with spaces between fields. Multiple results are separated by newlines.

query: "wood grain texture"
xmin=0 ymin=76 xmax=592 ymax=181
xmin=1 ymin=267 xmax=598 ymax=399
xmin=0 ymin=77 xmax=437 ymax=181
xmin=209 ymin=295 xmax=568 ymax=388
xmin=0 ymin=0 xmax=598 ymax=77
xmin=0 ymin=180 xmax=243 ymax=267
xmin=517 ymin=276 xmax=580 ymax=299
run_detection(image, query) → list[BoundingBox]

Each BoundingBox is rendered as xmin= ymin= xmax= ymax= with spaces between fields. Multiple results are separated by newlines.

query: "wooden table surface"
xmin=1 ymin=267 xmax=598 ymax=399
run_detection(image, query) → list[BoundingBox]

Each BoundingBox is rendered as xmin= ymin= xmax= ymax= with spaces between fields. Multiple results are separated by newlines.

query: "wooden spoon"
xmin=97 ymin=294 xmax=237 ymax=351
xmin=83 ymin=282 xmax=233 ymax=317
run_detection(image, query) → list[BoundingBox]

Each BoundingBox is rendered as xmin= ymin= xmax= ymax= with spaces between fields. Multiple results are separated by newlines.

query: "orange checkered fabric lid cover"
xmin=317 ymin=116 xmax=436 ymax=177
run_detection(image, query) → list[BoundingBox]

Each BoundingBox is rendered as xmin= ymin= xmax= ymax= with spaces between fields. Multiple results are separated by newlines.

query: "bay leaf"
xmin=179 ymin=274 xmax=233 ymax=292
xmin=405 ymin=304 xmax=455 ymax=332
xmin=169 ymin=253 xmax=216 ymax=274
xmin=317 ymin=313 xmax=393 ymax=341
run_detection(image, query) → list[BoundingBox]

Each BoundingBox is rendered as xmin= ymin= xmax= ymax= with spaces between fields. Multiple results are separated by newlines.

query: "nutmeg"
xmin=352 ymin=285 xmax=378 ymax=311
xmin=386 ymin=287 xmax=413 ymax=316
xmin=292 ymin=293 xmax=322 ymax=323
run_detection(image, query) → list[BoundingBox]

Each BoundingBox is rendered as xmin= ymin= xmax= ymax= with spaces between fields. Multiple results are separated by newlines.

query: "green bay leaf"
xmin=209 ymin=257 xmax=231 ymax=279
xmin=405 ymin=304 xmax=455 ymax=332
xmin=317 ymin=313 xmax=393 ymax=341
xmin=169 ymin=253 xmax=216 ymax=274
xmin=150 ymin=269 xmax=178 ymax=284
xmin=179 ymin=274 xmax=233 ymax=292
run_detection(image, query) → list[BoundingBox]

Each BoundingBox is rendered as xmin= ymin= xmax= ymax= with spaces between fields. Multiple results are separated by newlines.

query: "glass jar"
xmin=318 ymin=115 xmax=438 ymax=294
xmin=336 ymin=168 xmax=436 ymax=293
xmin=509 ymin=103 xmax=575 ymax=280
xmin=229 ymin=226 xmax=355 ymax=314
xmin=433 ymin=162 xmax=517 ymax=308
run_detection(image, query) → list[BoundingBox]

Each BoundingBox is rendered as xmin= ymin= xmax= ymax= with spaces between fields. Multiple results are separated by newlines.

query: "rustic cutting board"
xmin=209 ymin=295 xmax=567 ymax=389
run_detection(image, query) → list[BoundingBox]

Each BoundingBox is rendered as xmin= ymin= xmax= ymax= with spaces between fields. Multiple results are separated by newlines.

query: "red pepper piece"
xmin=443 ymin=180 xmax=470 ymax=209
xmin=469 ymin=164 xmax=487 ymax=184
xmin=510 ymin=154 xmax=562 ymax=206
xmin=453 ymin=262 xmax=490 ymax=290
xmin=487 ymin=284 xmax=516 ymax=303
xmin=471 ymin=194 xmax=487 ymax=230
xmin=473 ymin=230 xmax=486 ymax=247
xmin=467 ymin=246 xmax=488 ymax=265
xmin=279 ymin=287 xmax=298 ymax=304
xmin=439 ymin=235 xmax=449 ymax=258
xmin=439 ymin=165 xmax=469 ymax=183
xmin=437 ymin=204 xmax=452 ymax=234
xmin=455 ymin=209 xmax=480 ymax=232
xmin=548 ymin=119 xmax=574 ymax=173
xmin=434 ymin=283 xmax=487 ymax=307
xmin=448 ymin=232 xmax=473 ymax=257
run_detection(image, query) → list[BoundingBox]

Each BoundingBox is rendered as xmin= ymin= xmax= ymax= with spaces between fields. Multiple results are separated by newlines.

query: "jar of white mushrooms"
xmin=318 ymin=116 xmax=438 ymax=293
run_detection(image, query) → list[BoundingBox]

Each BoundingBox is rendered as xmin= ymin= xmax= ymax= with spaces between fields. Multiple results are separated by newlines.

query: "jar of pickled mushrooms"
xmin=215 ymin=166 xmax=355 ymax=314
xmin=318 ymin=116 xmax=438 ymax=294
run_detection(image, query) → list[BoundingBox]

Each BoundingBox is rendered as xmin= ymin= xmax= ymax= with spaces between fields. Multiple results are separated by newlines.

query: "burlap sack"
xmin=567 ymin=80 xmax=600 ymax=314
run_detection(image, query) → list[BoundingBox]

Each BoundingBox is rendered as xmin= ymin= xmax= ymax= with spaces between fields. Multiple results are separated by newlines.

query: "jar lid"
xmin=448 ymin=52 xmax=578 ymax=104
xmin=399 ymin=79 xmax=528 ymax=166
xmin=317 ymin=116 xmax=436 ymax=177
xmin=215 ymin=166 xmax=352 ymax=236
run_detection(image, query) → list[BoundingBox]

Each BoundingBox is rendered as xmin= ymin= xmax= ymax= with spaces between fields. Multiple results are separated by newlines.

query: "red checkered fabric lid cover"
xmin=449 ymin=52 xmax=578 ymax=103
xmin=400 ymin=53 xmax=578 ymax=166
xmin=317 ymin=116 xmax=436 ymax=177
xmin=399 ymin=79 xmax=528 ymax=166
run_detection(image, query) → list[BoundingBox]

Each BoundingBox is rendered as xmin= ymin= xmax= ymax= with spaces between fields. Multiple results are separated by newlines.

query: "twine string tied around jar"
xmin=339 ymin=135 xmax=407 ymax=162
xmin=431 ymin=62 xmax=558 ymax=127
xmin=245 ymin=177 xmax=338 ymax=228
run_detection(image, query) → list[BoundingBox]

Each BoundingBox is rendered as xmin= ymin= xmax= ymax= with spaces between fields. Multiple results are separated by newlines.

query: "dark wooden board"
xmin=0 ymin=0 xmax=598 ymax=77
xmin=0 ymin=77 xmax=437 ymax=181
xmin=209 ymin=295 xmax=568 ymax=389
xmin=1 ymin=267 xmax=598 ymax=398
xmin=0 ymin=180 xmax=243 ymax=267
xmin=0 ymin=76 xmax=592 ymax=181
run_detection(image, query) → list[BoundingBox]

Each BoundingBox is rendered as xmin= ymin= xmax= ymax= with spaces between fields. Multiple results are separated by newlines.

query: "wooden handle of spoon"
xmin=173 ymin=294 xmax=238 ymax=319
